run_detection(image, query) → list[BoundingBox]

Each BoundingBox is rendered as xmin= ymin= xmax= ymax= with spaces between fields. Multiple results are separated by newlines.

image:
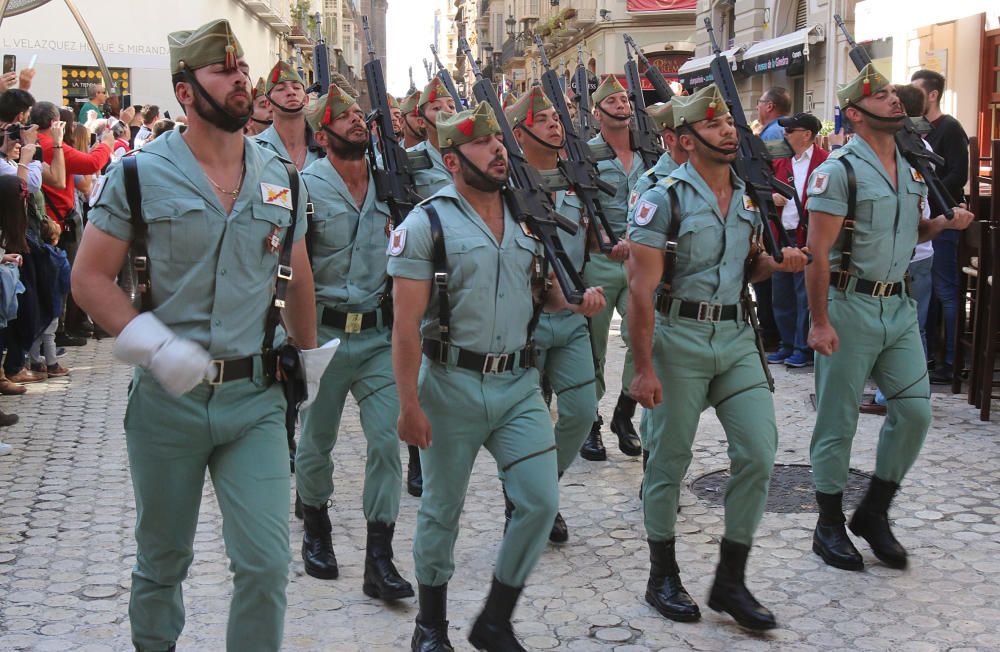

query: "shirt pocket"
xmin=448 ymin=236 xmax=493 ymax=290
xmin=249 ymin=201 xmax=293 ymax=265
xmin=854 ymin=181 xmax=895 ymax=234
xmin=309 ymin=206 xmax=357 ymax=258
xmin=677 ymin=213 xmax=721 ymax=266
xmin=143 ymin=197 xmax=209 ymax=264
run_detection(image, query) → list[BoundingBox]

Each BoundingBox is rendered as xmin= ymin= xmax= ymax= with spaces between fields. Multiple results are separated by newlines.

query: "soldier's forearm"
xmin=392 ymin=326 xmax=422 ymax=407
xmin=628 ymin=294 xmax=656 ymax=375
xmin=805 ymin=256 xmax=831 ymax=326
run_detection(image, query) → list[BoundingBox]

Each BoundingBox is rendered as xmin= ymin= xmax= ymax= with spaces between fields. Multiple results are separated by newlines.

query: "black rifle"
xmin=623 ymin=36 xmax=665 ymax=170
xmin=536 ymin=37 xmax=618 ymax=253
xmin=573 ymin=45 xmax=596 ymax=140
xmin=430 ymin=44 xmax=464 ymax=107
xmin=422 ymin=59 xmax=433 ymax=82
xmin=705 ymin=18 xmax=799 ymax=263
xmin=363 ymin=17 xmax=420 ymax=228
xmin=459 ymin=37 xmax=585 ymax=304
xmin=623 ymin=34 xmax=675 ymax=103
xmin=308 ymin=12 xmax=330 ymax=95
xmin=834 ymin=14 xmax=956 ymax=218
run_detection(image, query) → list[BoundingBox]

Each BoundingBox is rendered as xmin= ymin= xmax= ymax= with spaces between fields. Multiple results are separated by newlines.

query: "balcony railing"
xmin=501 ymin=37 xmax=525 ymax=63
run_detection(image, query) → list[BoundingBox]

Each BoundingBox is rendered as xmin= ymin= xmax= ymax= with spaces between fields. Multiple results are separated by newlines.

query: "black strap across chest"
xmin=654 ymin=185 xmax=682 ymax=305
xmin=424 ymin=204 xmax=451 ymax=362
xmin=836 ymin=157 xmax=858 ymax=282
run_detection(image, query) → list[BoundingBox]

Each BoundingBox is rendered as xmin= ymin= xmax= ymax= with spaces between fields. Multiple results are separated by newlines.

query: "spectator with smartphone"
xmin=0 ymin=90 xmax=66 ymax=193
xmin=77 ymin=84 xmax=107 ymax=124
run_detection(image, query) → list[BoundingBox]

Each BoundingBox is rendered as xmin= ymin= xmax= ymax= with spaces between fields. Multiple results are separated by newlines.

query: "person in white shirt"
xmin=769 ymin=112 xmax=827 ymax=369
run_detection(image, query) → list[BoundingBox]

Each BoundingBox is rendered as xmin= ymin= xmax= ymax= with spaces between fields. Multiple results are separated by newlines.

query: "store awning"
xmin=626 ymin=0 xmax=696 ymax=12
xmin=740 ymin=25 xmax=824 ymax=76
xmin=676 ymin=47 xmax=742 ymax=91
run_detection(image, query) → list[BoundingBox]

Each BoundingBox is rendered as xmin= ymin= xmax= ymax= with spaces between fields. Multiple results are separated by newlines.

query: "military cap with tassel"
xmin=265 ymin=60 xmax=306 ymax=93
xmin=647 ymin=102 xmax=675 ymax=131
xmin=419 ymin=77 xmax=452 ymax=107
xmin=305 ymin=84 xmax=358 ymax=132
xmin=437 ymin=102 xmax=501 ymax=148
xmin=168 ymin=18 xmax=243 ymax=75
xmin=836 ymin=63 xmax=891 ymax=108
xmin=672 ymin=83 xmax=729 ymax=126
xmin=505 ymin=86 xmax=552 ymax=128
xmin=591 ymin=74 xmax=626 ymax=106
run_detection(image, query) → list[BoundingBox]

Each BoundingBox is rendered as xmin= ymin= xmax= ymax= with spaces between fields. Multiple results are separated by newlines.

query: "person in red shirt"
xmin=30 ymin=101 xmax=112 ymax=228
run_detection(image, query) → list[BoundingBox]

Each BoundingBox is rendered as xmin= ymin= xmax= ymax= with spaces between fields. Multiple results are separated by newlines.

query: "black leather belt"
xmin=830 ymin=273 xmax=905 ymax=297
xmin=422 ymin=340 xmax=532 ymax=374
xmin=207 ymin=356 xmax=255 ymax=384
xmin=656 ymin=296 xmax=739 ymax=322
xmin=322 ymin=307 xmax=380 ymax=333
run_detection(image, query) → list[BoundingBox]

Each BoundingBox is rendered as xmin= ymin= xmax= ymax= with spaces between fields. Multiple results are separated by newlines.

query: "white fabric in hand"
xmin=113 ymin=312 xmax=217 ymax=396
xmin=298 ymin=338 xmax=340 ymax=410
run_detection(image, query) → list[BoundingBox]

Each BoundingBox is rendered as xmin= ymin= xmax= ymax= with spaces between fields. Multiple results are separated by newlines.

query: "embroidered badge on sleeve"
xmin=634 ymin=200 xmax=657 ymax=226
xmin=388 ymin=228 xmax=407 ymax=256
xmin=261 ymin=183 xmax=293 ymax=209
xmin=810 ymin=172 xmax=829 ymax=195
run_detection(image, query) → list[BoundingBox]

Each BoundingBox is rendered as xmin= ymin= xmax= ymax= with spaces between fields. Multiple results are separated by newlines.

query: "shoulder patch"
xmin=88 ymin=175 xmax=107 ymax=208
xmin=634 ymin=199 xmax=657 ymax=226
xmin=261 ymin=183 xmax=293 ymax=209
xmin=810 ymin=172 xmax=829 ymax=195
xmin=388 ymin=227 xmax=407 ymax=256
xmin=910 ymin=168 xmax=925 ymax=183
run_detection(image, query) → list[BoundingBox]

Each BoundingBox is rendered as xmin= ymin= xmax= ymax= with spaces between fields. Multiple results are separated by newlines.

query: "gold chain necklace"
xmin=205 ymin=160 xmax=246 ymax=199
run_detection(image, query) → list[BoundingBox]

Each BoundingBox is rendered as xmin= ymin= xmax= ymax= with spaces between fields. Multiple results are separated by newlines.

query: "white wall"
xmin=0 ymin=0 xmax=284 ymax=117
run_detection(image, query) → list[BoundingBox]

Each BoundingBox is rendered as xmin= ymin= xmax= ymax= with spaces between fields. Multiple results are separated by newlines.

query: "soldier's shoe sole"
xmin=579 ymin=448 xmax=607 ymax=461
xmin=812 ymin=540 xmax=864 ymax=571
xmin=363 ymin=581 xmax=415 ymax=601
xmin=706 ymin=597 xmax=777 ymax=631
xmin=644 ymin=591 xmax=702 ymax=622
xmin=304 ymin=563 xmax=339 ymax=580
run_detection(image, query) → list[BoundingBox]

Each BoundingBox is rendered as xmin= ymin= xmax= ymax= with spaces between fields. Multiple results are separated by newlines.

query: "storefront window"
xmin=62 ymin=66 xmax=130 ymax=112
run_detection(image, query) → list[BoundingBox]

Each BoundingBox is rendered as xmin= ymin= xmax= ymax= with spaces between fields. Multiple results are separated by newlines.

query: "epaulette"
xmin=641 ymin=168 xmax=656 ymax=179
xmin=829 ymin=148 xmax=847 ymax=159
xmin=657 ymin=176 xmax=679 ymax=189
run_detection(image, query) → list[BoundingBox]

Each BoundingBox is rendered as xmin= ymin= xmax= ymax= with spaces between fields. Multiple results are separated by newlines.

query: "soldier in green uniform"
xmin=400 ymin=90 xmax=426 ymax=150
xmin=581 ymin=75 xmax=645 ymax=461
xmin=293 ymin=84 xmax=414 ymax=599
xmin=389 ymin=103 xmax=603 ymax=651
xmin=408 ymin=77 xmax=456 ymax=199
xmin=627 ymin=101 xmax=688 ymax=464
xmin=255 ymin=60 xmax=324 ymax=170
xmin=805 ymin=65 xmax=973 ymax=572
xmin=628 ymin=84 xmax=808 ymax=631
xmin=70 ymin=20 xmax=318 ymax=651
xmin=506 ymin=87 xmax=607 ymax=543
xmin=245 ymin=76 xmax=272 ymax=137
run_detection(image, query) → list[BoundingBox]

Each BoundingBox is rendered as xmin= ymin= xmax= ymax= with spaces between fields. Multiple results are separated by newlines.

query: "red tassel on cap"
xmin=224 ymin=45 xmax=237 ymax=72
xmin=457 ymin=118 xmax=475 ymax=137
xmin=271 ymin=65 xmax=281 ymax=84
xmin=322 ymin=104 xmax=332 ymax=126
xmin=526 ymin=99 xmax=534 ymax=127
xmin=862 ymin=76 xmax=871 ymax=97
xmin=705 ymin=101 xmax=715 ymax=121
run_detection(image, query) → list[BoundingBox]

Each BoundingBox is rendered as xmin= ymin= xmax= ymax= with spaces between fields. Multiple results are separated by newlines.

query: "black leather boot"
xmin=609 ymin=392 xmax=642 ymax=456
xmin=645 ymin=538 xmax=700 ymax=622
xmin=412 ymin=583 xmax=454 ymax=652
xmin=468 ymin=577 xmax=526 ymax=652
xmin=134 ymin=645 xmax=175 ymax=651
xmin=849 ymin=476 xmax=907 ymax=569
xmin=812 ymin=491 xmax=863 ymax=571
xmin=707 ymin=539 xmax=777 ymax=631
xmin=301 ymin=502 xmax=338 ymax=579
xmin=363 ymin=522 xmax=415 ymax=600
xmin=294 ymin=492 xmax=303 ymax=520
xmin=549 ymin=471 xmax=567 ymax=543
xmin=579 ymin=416 xmax=607 ymax=461
xmin=407 ymin=445 xmax=423 ymax=498
xmin=502 ymin=485 xmax=514 ymax=535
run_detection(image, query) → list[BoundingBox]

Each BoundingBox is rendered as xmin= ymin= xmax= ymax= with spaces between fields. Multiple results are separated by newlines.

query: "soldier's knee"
xmin=889 ymin=396 xmax=932 ymax=433
xmin=232 ymin=551 xmax=289 ymax=588
xmin=136 ymin=548 xmax=194 ymax=587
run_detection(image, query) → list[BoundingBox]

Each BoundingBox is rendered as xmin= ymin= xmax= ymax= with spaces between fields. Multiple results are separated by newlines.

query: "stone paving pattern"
xmin=1 ymin=322 xmax=999 ymax=651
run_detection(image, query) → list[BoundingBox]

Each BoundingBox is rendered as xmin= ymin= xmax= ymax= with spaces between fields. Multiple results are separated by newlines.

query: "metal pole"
xmin=63 ymin=0 xmax=116 ymax=94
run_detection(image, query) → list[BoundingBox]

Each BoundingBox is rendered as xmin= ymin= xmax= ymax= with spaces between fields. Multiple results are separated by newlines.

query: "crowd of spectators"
xmin=0 ymin=72 xmax=183 ymax=455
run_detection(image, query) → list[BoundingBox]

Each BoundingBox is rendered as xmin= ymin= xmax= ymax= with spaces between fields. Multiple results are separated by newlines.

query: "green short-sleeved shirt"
xmin=806 ymin=136 xmax=926 ymax=283
xmin=254 ymin=125 xmax=325 ymax=170
xmin=301 ymin=157 xmax=391 ymax=311
xmin=408 ymin=140 xmax=452 ymax=200
xmin=627 ymin=162 xmax=760 ymax=306
xmin=387 ymin=185 xmax=543 ymax=354
xmin=588 ymin=133 xmax=647 ymax=237
xmin=628 ymin=150 xmax=681 ymax=223
xmin=554 ymin=189 xmax=587 ymax=274
xmin=89 ymin=130 xmax=307 ymax=359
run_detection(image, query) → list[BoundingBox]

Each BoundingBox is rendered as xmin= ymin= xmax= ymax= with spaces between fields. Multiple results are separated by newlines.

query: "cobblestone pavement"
xmin=1 ymin=322 xmax=998 ymax=651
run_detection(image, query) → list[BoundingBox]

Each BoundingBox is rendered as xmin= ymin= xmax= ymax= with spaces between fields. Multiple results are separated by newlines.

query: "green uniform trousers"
xmin=582 ymin=252 xmax=634 ymax=405
xmin=811 ymin=287 xmax=932 ymax=494
xmin=296 ymin=320 xmax=401 ymax=523
xmin=643 ymin=306 xmax=777 ymax=546
xmin=414 ymin=360 xmax=559 ymax=588
xmin=124 ymin=366 xmax=289 ymax=652
xmin=534 ymin=310 xmax=598 ymax=474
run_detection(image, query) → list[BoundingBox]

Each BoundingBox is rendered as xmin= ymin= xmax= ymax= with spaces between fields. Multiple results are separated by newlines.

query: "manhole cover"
xmin=690 ymin=463 xmax=871 ymax=513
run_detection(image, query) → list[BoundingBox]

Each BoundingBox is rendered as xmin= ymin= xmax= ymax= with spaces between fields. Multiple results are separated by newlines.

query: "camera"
xmin=5 ymin=123 xmax=20 ymax=142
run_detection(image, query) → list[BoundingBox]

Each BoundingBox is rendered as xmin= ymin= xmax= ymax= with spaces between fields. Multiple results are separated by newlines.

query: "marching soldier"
xmin=506 ymin=87 xmax=607 ymax=543
xmin=388 ymin=92 xmax=403 ymax=137
xmin=71 ymin=20 xmax=317 ymax=651
xmin=805 ymin=65 xmax=974 ymax=571
xmin=399 ymin=90 xmax=426 ymax=149
xmin=408 ymin=77 xmax=456 ymax=199
xmin=245 ymin=77 xmax=272 ymax=136
xmin=293 ymin=84 xmax=414 ymax=599
xmin=389 ymin=103 xmax=603 ymax=651
xmin=582 ymin=75 xmax=645 ymax=461
xmin=255 ymin=60 xmax=324 ymax=170
xmin=628 ymin=85 xmax=808 ymax=630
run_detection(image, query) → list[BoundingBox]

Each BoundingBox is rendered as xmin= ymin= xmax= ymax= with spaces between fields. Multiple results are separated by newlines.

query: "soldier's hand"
xmin=774 ymin=247 xmax=809 ymax=273
xmin=808 ymin=322 xmax=839 ymax=357
xmin=571 ymin=286 xmax=605 ymax=318
xmin=607 ymin=239 xmax=630 ymax=262
xmin=945 ymin=204 xmax=975 ymax=231
xmin=629 ymin=370 xmax=662 ymax=409
xmin=398 ymin=403 xmax=432 ymax=449
xmin=771 ymin=192 xmax=788 ymax=208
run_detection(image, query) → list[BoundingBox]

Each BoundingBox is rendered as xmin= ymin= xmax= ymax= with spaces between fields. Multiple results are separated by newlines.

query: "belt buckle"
xmin=482 ymin=353 xmax=509 ymax=374
xmin=134 ymin=256 xmax=148 ymax=272
xmin=872 ymin=281 xmax=893 ymax=298
xmin=836 ymin=272 xmax=850 ymax=291
xmin=344 ymin=312 xmax=363 ymax=333
xmin=209 ymin=360 xmax=224 ymax=385
xmin=434 ymin=272 xmax=449 ymax=287
xmin=277 ymin=264 xmax=293 ymax=281
xmin=697 ymin=301 xmax=723 ymax=322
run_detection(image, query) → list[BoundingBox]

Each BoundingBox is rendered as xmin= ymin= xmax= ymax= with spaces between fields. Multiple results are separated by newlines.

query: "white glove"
xmin=113 ymin=312 xmax=217 ymax=396
xmin=298 ymin=338 xmax=340 ymax=410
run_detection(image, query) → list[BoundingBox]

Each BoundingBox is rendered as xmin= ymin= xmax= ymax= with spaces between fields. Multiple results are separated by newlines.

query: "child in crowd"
xmin=28 ymin=217 xmax=70 ymax=378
